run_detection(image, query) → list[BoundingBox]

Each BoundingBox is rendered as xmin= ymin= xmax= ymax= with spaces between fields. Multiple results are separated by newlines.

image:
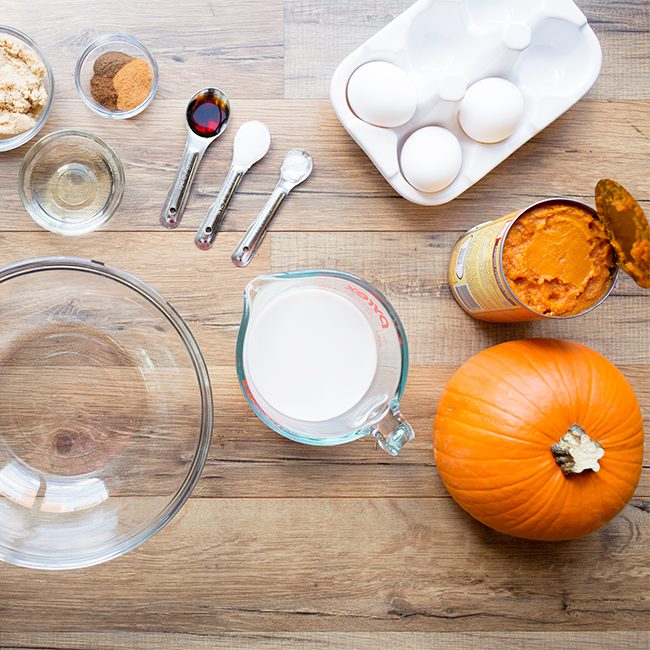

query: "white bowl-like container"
xmin=330 ymin=0 xmax=602 ymax=205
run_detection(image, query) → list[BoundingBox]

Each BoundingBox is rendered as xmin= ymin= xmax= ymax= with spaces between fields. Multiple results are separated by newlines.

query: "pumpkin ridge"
xmin=594 ymin=467 xmax=641 ymax=505
xmin=440 ymin=386 xmax=556 ymax=447
xmin=537 ymin=469 xmax=574 ymax=534
xmin=596 ymin=452 xmax=644 ymax=464
xmin=443 ymin=469 xmax=553 ymax=494
xmin=501 ymin=468 xmax=570 ymax=537
xmin=509 ymin=340 xmax=576 ymax=408
xmin=476 ymin=352 xmax=569 ymax=439
xmin=573 ymin=349 xmax=639 ymax=440
xmin=585 ymin=404 xmax=643 ymax=449
xmin=546 ymin=342 xmax=582 ymax=427
xmin=593 ymin=380 xmax=644 ymax=447
xmin=583 ymin=346 xmax=596 ymax=429
xmin=449 ymin=466 xmax=563 ymax=534
xmin=437 ymin=456 xmax=554 ymax=490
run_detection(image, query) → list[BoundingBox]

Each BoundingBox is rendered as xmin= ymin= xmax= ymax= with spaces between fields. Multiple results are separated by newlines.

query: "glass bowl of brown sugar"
xmin=75 ymin=34 xmax=158 ymax=119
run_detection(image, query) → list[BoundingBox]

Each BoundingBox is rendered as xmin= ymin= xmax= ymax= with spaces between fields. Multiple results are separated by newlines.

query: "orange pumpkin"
xmin=433 ymin=339 xmax=644 ymax=541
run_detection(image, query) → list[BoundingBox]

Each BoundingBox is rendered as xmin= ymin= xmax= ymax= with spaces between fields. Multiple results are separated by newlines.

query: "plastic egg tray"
xmin=330 ymin=0 xmax=602 ymax=206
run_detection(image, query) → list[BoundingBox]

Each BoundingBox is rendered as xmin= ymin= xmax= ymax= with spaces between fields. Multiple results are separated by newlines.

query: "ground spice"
xmin=90 ymin=73 xmax=118 ymax=110
xmin=113 ymin=58 xmax=152 ymax=111
xmin=89 ymin=50 xmax=152 ymax=112
xmin=93 ymin=51 xmax=132 ymax=78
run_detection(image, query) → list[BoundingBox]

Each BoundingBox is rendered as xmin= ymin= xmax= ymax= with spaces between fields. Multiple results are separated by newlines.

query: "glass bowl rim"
xmin=0 ymin=256 xmax=213 ymax=570
xmin=0 ymin=25 xmax=54 ymax=152
xmin=18 ymin=128 xmax=126 ymax=236
xmin=74 ymin=33 xmax=159 ymax=120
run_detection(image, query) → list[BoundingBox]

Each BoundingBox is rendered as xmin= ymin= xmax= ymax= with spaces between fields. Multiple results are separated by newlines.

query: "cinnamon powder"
xmin=113 ymin=58 xmax=152 ymax=111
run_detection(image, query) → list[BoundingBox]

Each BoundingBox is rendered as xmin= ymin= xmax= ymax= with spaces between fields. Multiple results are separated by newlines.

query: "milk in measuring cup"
xmin=243 ymin=287 xmax=378 ymax=422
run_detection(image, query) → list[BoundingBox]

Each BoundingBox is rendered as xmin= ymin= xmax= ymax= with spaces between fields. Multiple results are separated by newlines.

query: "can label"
xmin=449 ymin=211 xmax=534 ymax=322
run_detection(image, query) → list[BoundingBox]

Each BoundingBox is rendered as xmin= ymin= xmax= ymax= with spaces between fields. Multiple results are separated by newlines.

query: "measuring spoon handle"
xmin=232 ymin=185 xmax=287 ymax=267
xmin=161 ymin=139 xmax=205 ymax=229
xmin=195 ymin=166 xmax=245 ymax=250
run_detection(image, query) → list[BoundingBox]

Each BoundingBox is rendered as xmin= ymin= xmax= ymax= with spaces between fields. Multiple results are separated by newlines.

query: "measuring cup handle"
xmin=161 ymin=139 xmax=205 ymax=229
xmin=370 ymin=407 xmax=415 ymax=456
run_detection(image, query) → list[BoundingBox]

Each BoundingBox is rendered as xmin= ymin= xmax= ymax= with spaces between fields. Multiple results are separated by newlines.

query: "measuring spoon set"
xmin=160 ymin=87 xmax=313 ymax=266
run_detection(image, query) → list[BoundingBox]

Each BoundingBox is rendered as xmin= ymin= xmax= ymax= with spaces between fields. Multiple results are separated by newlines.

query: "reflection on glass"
xmin=0 ymin=460 xmax=40 ymax=508
xmin=41 ymin=476 xmax=109 ymax=513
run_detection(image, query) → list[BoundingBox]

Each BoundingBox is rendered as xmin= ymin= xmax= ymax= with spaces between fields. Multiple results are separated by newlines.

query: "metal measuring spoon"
xmin=160 ymin=88 xmax=230 ymax=229
xmin=232 ymin=150 xmax=313 ymax=267
xmin=195 ymin=121 xmax=271 ymax=250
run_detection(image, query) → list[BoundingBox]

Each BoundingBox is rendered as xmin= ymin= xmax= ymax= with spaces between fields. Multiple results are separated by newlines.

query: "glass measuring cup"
xmin=236 ymin=270 xmax=414 ymax=455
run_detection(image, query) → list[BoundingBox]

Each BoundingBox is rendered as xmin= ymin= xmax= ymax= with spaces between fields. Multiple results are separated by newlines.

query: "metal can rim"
xmin=496 ymin=197 xmax=621 ymax=321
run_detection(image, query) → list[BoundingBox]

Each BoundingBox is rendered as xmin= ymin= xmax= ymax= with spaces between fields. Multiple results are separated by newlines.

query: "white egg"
xmin=459 ymin=77 xmax=524 ymax=144
xmin=347 ymin=61 xmax=418 ymax=128
xmin=400 ymin=127 xmax=463 ymax=193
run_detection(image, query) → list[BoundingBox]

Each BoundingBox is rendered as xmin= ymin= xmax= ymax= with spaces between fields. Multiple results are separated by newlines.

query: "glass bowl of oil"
xmin=19 ymin=129 xmax=124 ymax=235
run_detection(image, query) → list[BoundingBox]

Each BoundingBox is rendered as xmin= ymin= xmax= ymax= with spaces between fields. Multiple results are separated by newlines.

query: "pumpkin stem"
xmin=551 ymin=425 xmax=605 ymax=476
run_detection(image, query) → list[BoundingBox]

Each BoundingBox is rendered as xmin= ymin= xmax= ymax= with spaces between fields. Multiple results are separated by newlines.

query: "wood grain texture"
xmin=1 ymin=632 xmax=649 ymax=649
xmin=284 ymin=0 xmax=650 ymax=100
xmin=1 ymin=100 xmax=649 ymax=233
xmin=1 ymin=0 xmax=649 ymax=646
xmin=0 ymin=499 xmax=649 ymax=634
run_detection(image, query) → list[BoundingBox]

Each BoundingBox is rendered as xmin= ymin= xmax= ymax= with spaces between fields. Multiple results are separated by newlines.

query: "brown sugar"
xmin=113 ymin=58 xmax=152 ymax=111
xmin=502 ymin=203 xmax=616 ymax=317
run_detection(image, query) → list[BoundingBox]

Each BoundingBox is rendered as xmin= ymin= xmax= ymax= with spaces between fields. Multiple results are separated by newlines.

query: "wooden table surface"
xmin=1 ymin=1 xmax=649 ymax=648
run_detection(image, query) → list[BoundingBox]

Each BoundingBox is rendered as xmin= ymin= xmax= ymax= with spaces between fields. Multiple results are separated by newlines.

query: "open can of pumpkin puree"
xmin=449 ymin=198 xmax=620 ymax=323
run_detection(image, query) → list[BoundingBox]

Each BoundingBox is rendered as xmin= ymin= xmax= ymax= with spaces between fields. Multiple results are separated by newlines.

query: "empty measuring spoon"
xmin=160 ymin=88 xmax=230 ymax=229
xmin=232 ymin=150 xmax=313 ymax=268
xmin=195 ymin=121 xmax=271 ymax=250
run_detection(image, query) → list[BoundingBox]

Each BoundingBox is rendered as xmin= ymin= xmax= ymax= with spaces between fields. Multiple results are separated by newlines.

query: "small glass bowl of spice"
xmin=75 ymin=33 xmax=157 ymax=119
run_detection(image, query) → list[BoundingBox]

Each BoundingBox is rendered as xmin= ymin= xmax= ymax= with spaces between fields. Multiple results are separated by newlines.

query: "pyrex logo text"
xmin=346 ymin=285 xmax=390 ymax=329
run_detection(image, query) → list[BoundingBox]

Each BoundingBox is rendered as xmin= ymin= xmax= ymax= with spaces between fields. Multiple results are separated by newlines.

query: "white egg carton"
xmin=330 ymin=0 xmax=602 ymax=206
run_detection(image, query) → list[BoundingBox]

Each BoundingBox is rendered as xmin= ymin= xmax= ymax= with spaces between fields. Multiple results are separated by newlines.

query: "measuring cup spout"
xmin=369 ymin=407 xmax=415 ymax=456
xmin=242 ymin=274 xmax=278 ymax=307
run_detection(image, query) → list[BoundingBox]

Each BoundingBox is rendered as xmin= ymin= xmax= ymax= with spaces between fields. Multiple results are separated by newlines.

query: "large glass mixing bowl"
xmin=0 ymin=258 xmax=212 ymax=570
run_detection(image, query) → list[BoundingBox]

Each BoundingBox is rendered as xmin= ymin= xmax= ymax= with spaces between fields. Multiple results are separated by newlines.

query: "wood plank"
xmin=6 ymin=0 xmax=283 ymax=100
xmin=1 ymin=363 xmax=644 ymax=500
xmin=1 ymin=101 xmax=648 ymax=234
xmin=5 ymin=229 xmax=649 ymax=370
xmin=0 ymin=232 xmax=268 ymax=367
xmin=270 ymin=232 xmax=650 ymax=365
xmin=1 ymin=631 xmax=649 ymax=650
xmin=0 ymin=234 xmax=646 ymax=499
xmin=0 ymin=498 xmax=648 ymax=633
xmin=204 ymin=364 xmax=650 ymax=498
xmin=284 ymin=0 xmax=650 ymax=101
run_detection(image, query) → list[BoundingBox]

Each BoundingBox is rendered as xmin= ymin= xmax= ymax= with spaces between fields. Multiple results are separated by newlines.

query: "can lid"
xmin=595 ymin=179 xmax=650 ymax=288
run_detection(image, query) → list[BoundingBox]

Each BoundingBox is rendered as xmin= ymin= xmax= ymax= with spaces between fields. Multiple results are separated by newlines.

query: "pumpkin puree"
xmin=632 ymin=238 xmax=650 ymax=265
xmin=502 ymin=203 xmax=615 ymax=317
